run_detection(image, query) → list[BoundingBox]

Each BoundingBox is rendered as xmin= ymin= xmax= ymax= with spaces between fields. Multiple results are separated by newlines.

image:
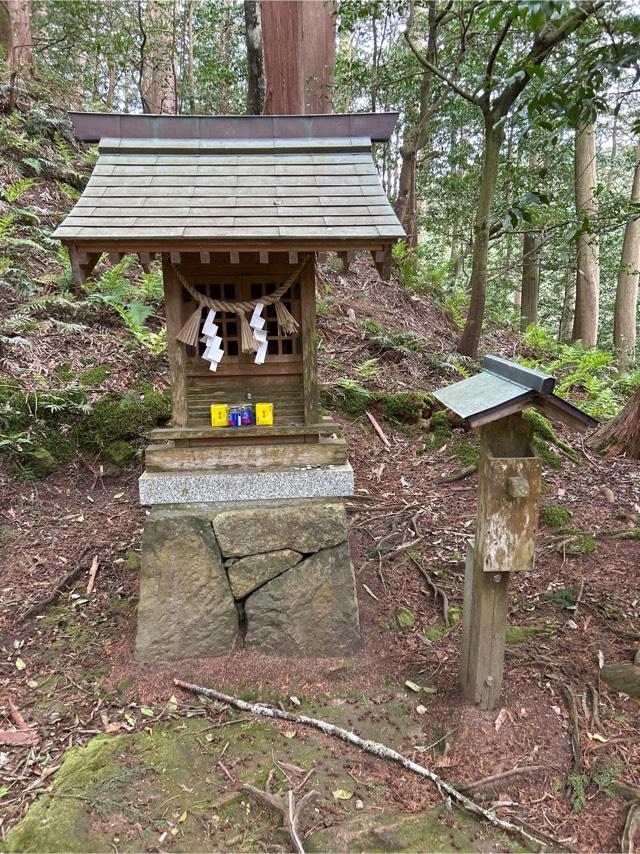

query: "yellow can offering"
xmin=255 ymin=402 xmax=273 ymax=426
xmin=210 ymin=404 xmax=229 ymax=427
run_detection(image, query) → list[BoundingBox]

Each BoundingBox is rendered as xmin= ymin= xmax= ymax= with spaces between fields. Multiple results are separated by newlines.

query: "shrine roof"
xmin=53 ymin=129 xmax=405 ymax=247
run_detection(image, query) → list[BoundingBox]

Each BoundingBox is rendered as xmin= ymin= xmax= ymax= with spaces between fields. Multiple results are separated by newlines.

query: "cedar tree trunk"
xmin=572 ymin=121 xmax=600 ymax=347
xmin=588 ymin=387 xmax=640 ymax=458
xmin=613 ymin=139 xmax=640 ymax=372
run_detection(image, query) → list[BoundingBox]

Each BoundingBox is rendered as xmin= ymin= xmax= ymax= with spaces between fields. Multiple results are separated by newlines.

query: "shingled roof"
xmin=53 ymin=134 xmax=404 ymax=246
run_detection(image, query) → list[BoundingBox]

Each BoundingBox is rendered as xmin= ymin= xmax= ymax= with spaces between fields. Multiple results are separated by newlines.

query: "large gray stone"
xmin=213 ymin=499 xmax=348 ymax=557
xmin=136 ymin=514 xmax=239 ymax=660
xmin=244 ymin=543 xmax=360 ymax=656
xmin=227 ymin=549 xmax=303 ymax=599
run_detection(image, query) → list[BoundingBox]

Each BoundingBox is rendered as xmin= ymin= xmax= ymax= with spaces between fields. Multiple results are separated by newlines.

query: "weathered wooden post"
xmin=435 ymin=356 xmax=597 ymax=711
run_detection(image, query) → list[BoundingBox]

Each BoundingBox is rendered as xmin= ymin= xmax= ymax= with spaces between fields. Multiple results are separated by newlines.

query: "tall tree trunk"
xmin=3 ymin=0 xmax=33 ymax=72
xmin=260 ymin=0 xmax=336 ymax=115
xmin=559 ymin=264 xmax=575 ymax=342
xmin=457 ymin=118 xmax=504 ymax=357
xmin=519 ymin=152 xmax=540 ymax=330
xmin=140 ymin=0 xmax=177 ymax=114
xmin=395 ymin=2 xmax=437 ymax=247
xmin=186 ymin=0 xmax=195 ymax=113
xmin=613 ymin=140 xmax=640 ymax=372
xmin=572 ymin=121 xmax=600 ymax=347
xmin=244 ymin=0 xmax=266 ymax=114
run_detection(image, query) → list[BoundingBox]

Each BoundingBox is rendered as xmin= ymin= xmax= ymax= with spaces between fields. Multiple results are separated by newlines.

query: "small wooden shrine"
xmin=54 ymin=112 xmax=405 ymax=661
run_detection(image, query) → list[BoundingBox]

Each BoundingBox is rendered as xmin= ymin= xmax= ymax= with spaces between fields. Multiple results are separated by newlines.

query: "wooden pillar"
xmin=460 ymin=414 xmax=541 ymax=710
xmin=300 ymin=254 xmax=319 ymax=424
xmin=162 ymin=253 xmax=188 ymax=427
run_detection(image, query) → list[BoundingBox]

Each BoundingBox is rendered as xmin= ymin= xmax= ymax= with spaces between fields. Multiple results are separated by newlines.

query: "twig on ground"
xmin=408 ymin=554 xmax=450 ymax=625
xmin=6 ymin=696 xmax=30 ymax=731
xmin=21 ymin=545 xmax=93 ymax=621
xmin=174 ymin=679 xmax=545 ymax=849
xmin=433 ymin=465 xmax=477 ymax=485
xmin=365 ymin=409 xmax=391 ymax=448
xmin=462 ymin=764 xmax=547 ymax=793
xmin=242 ymin=768 xmax=317 ymax=854
xmin=562 ymin=687 xmax=583 ymax=774
xmin=573 ymin=579 xmax=585 ymax=620
xmin=86 ymin=556 xmax=99 ymax=595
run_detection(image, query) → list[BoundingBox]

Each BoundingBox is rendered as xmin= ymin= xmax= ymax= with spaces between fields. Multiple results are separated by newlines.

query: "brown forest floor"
xmin=1 ymin=256 xmax=639 ymax=852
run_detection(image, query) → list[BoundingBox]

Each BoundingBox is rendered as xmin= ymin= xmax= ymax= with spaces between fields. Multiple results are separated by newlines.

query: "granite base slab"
xmin=138 ymin=463 xmax=354 ymax=505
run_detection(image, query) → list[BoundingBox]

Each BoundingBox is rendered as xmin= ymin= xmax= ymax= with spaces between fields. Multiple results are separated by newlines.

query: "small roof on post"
xmin=434 ymin=355 xmax=598 ymax=431
xmin=52 ymin=112 xmax=405 ymax=256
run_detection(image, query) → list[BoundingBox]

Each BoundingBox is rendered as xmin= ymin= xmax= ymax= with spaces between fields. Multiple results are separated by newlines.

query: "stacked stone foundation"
xmin=135 ymin=498 xmax=360 ymax=660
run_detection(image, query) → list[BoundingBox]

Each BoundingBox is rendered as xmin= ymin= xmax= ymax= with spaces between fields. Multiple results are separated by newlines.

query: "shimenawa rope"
xmin=173 ymin=259 xmax=307 ymax=352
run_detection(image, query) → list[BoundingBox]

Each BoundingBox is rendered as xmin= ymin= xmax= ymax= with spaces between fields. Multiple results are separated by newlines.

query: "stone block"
xmin=138 ymin=463 xmax=354 ymax=505
xmin=227 ymin=549 xmax=303 ymax=599
xmin=244 ymin=542 xmax=360 ymax=656
xmin=135 ymin=514 xmax=239 ymax=660
xmin=213 ymin=500 xmax=348 ymax=557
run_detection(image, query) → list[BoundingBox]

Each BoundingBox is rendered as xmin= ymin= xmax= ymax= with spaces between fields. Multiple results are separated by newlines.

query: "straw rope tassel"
xmin=176 ymin=305 xmax=203 ymax=348
xmin=274 ymin=300 xmax=299 ymax=335
xmin=238 ymin=311 xmax=259 ymax=353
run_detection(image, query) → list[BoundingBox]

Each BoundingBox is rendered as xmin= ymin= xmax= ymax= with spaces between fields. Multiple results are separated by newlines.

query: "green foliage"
xmin=567 ymin=773 xmax=588 ymax=813
xmin=1 ymin=177 xmax=35 ymax=203
xmin=523 ymin=408 xmax=579 ymax=464
xmin=565 ymin=534 xmax=597 ymax=556
xmin=448 ymin=439 xmax=479 ymax=468
xmin=316 ymin=298 xmax=334 ymax=317
xmin=78 ymin=366 xmax=110 ymax=387
xmin=0 ymin=379 xmax=170 ymax=476
xmin=423 ymin=410 xmax=452 ymax=451
xmin=322 ymin=381 xmax=430 ymax=424
xmin=392 ymin=241 xmax=449 ymax=294
xmin=355 ymin=358 xmax=381 ymax=379
xmin=543 ymin=586 xmax=578 ymax=609
xmin=442 ymin=289 xmax=470 ymax=332
xmin=540 ymin=504 xmax=573 ymax=528
xmin=365 ymin=324 xmax=425 ymax=355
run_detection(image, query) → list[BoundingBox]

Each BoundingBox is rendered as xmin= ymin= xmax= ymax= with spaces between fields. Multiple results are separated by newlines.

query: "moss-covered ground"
xmin=5 ymin=707 xmax=526 ymax=854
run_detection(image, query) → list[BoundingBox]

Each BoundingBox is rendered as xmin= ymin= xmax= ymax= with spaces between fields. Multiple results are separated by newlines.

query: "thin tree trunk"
xmin=457 ymin=119 xmax=504 ymax=357
xmin=613 ymin=140 xmax=640 ymax=372
xmin=186 ymin=0 xmax=195 ymax=113
xmin=5 ymin=0 xmax=33 ymax=72
xmin=139 ymin=0 xmax=176 ymax=113
xmin=572 ymin=121 xmax=600 ymax=347
xmin=559 ymin=264 xmax=575 ymax=342
xmin=244 ymin=0 xmax=265 ymax=115
xmin=520 ymin=229 xmax=540 ymax=330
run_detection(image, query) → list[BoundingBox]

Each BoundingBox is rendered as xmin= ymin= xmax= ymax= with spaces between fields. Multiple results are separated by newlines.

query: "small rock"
xmin=103 ymin=440 xmax=134 ymax=468
xmin=416 ymin=704 xmax=427 ymax=715
xmin=27 ymin=447 xmax=57 ymax=477
xmin=601 ymin=663 xmax=640 ymax=698
xmin=355 ymin=799 xmax=364 ymax=810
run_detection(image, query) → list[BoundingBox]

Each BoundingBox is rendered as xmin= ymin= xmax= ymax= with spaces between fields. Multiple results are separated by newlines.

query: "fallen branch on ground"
xmin=174 ymin=679 xmax=544 ymax=849
xmin=21 ymin=546 xmax=93 ymax=621
xmin=562 ymin=687 xmax=583 ymax=774
xmin=365 ymin=409 xmax=391 ymax=448
xmin=85 ymin=555 xmax=99 ymax=595
xmin=462 ymin=764 xmax=547 ymax=793
xmin=622 ymin=802 xmax=639 ymax=854
xmin=433 ymin=465 xmax=477 ymax=485
xmin=242 ymin=767 xmax=317 ymax=853
xmin=408 ymin=554 xmax=450 ymax=625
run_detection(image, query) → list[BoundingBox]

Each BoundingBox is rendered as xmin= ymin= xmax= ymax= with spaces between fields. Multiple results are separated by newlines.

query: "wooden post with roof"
xmin=54 ymin=112 xmax=405 ymax=661
xmin=434 ymin=357 xmax=597 ymax=710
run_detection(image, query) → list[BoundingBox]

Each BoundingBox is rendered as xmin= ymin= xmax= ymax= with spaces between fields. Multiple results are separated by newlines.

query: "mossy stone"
xmin=103 ymin=440 xmax=134 ymax=467
xmin=601 ymin=664 xmax=640 ymax=697
xmin=424 ymin=623 xmax=445 ymax=641
xmin=27 ymin=447 xmax=57 ymax=477
xmin=566 ymin=534 xmax=597 ymax=555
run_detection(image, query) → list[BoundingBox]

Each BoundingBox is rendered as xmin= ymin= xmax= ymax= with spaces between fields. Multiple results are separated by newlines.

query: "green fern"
xmin=355 ymin=358 xmax=381 ymax=378
xmin=1 ymin=177 xmax=35 ymax=203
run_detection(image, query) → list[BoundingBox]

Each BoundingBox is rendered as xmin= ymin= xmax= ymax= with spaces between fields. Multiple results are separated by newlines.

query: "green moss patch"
xmin=0 ymin=379 xmax=169 ymax=476
xmin=423 ymin=410 xmax=452 ymax=451
xmin=395 ymin=607 xmax=415 ymax=628
xmin=321 ymin=382 xmax=432 ymax=425
xmin=506 ymin=625 xmax=553 ymax=645
xmin=565 ymin=534 xmax=597 ymax=555
xmin=540 ymin=504 xmax=572 ymax=528
xmin=524 ymin=408 xmax=580 ymax=466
